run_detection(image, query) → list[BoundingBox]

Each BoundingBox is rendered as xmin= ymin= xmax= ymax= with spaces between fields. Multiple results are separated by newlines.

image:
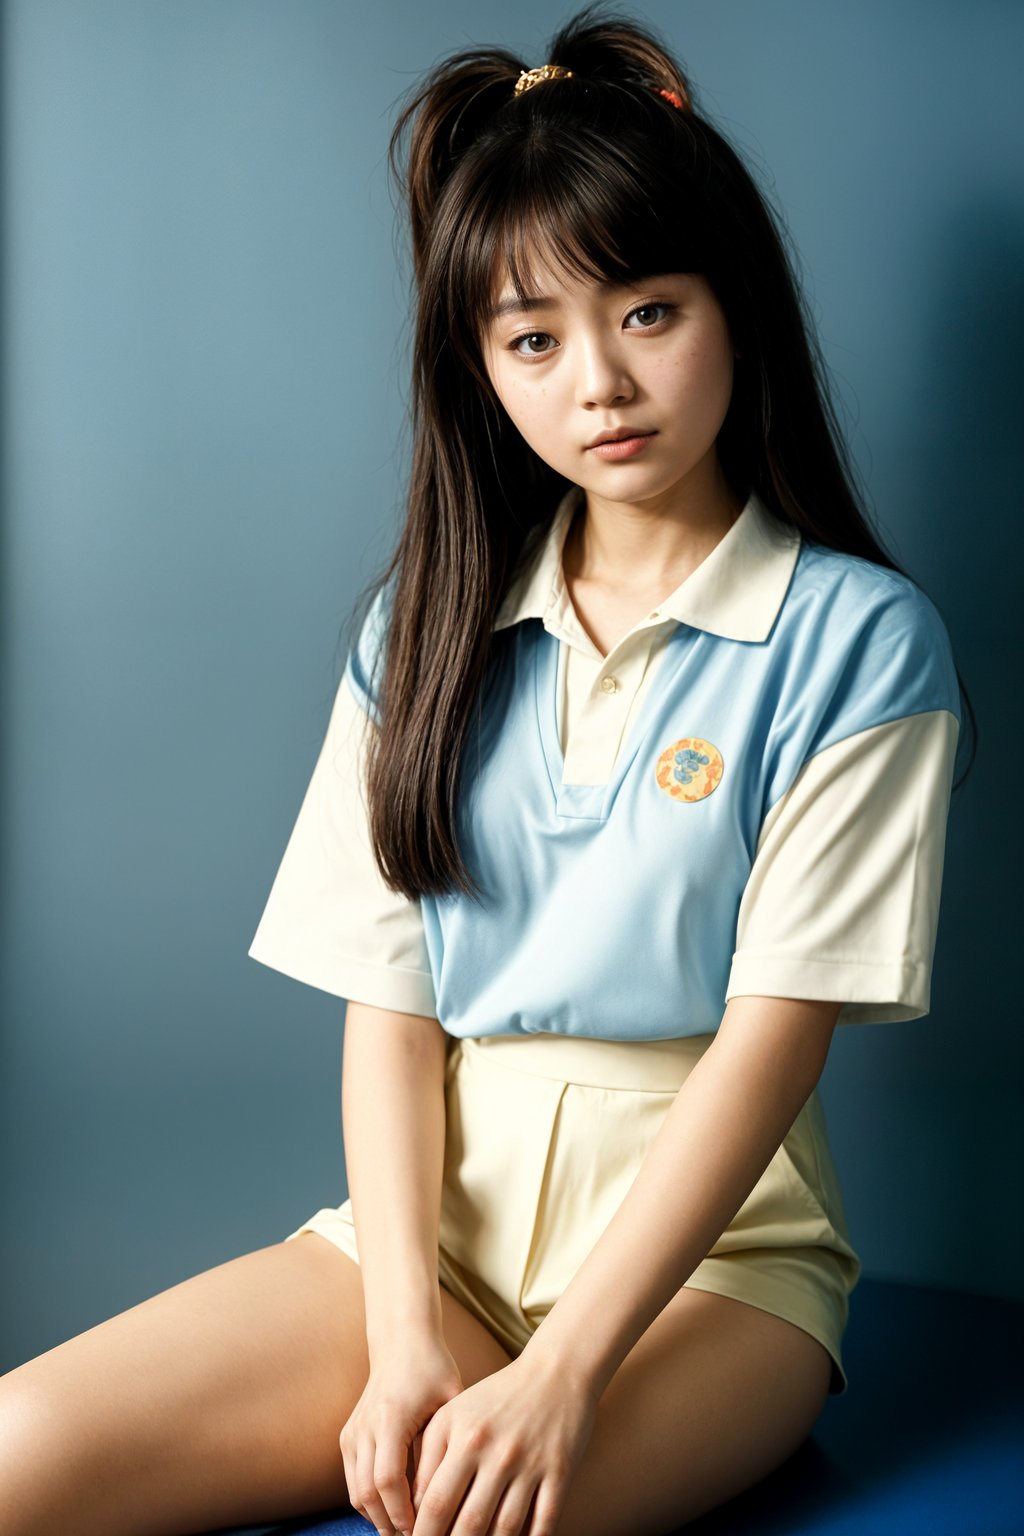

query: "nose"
xmin=573 ymin=332 xmax=635 ymax=409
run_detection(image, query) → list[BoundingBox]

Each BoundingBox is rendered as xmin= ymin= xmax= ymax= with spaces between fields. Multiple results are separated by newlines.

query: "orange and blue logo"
xmin=655 ymin=737 xmax=724 ymax=803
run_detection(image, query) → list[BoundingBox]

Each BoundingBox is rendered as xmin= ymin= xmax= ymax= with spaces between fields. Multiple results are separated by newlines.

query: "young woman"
xmin=0 ymin=6 xmax=974 ymax=1536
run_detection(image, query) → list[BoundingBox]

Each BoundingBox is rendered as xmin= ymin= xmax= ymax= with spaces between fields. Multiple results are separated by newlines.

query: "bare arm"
xmin=341 ymin=999 xmax=450 ymax=1361
xmin=517 ymin=993 xmax=842 ymax=1398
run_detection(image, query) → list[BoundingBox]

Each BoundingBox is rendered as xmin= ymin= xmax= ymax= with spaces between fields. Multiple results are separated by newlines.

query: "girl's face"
xmin=481 ymin=252 xmax=737 ymax=516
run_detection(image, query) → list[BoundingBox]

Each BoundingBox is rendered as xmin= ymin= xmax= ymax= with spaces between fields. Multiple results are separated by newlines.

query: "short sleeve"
xmin=247 ymin=586 xmax=438 ymax=1017
xmin=725 ymin=710 xmax=959 ymax=1024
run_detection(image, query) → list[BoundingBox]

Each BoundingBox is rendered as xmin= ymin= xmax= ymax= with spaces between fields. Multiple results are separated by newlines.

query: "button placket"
xmin=563 ymin=639 xmax=649 ymax=785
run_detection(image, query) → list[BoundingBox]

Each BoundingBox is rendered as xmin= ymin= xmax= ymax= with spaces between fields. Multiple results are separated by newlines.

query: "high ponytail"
xmin=387 ymin=6 xmax=694 ymax=299
xmin=540 ymin=8 xmax=691 ymax=109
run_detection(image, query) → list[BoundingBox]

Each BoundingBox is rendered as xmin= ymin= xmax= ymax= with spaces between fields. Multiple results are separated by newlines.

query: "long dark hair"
xmin=348 ymin=0 xmax=976 ymax=903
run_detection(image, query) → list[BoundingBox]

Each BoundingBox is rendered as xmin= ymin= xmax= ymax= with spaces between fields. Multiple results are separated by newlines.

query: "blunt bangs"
xmin=430 ymin=103 xmax=723 ymax=395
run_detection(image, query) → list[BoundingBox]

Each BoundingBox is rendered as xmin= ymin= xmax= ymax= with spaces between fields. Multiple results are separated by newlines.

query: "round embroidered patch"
xmin=655 ymin=737 xmax=724 ymax=803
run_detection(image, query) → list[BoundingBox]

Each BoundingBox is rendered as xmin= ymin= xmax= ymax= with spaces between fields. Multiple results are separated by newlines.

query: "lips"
xmin=586 ymin=431 xmax=657 ymax=461
xmin=586 ymin=429 xmax=656 ymax=448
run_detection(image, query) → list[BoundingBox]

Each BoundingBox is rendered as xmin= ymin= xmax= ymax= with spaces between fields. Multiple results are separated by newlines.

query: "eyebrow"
xmin=486 ymin=274 xmax=672 ymax=325
xmin=488 ymin=294 xmax=558 ymax=323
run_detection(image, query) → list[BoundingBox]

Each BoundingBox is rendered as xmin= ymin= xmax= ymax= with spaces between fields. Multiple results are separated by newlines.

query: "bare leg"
xmin=554 ymin=1286 xmax=833 ymax=1536
xmin=0 ymin=1231 xmax=512 ymax=1536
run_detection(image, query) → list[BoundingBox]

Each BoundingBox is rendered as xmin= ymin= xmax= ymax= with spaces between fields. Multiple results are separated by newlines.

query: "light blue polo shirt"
xmin=344 ymin=491 xmax=961 ymax=1042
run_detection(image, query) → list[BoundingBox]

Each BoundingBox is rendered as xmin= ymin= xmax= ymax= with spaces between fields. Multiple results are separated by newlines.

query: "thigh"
xmin=0 ymin=1231 xmax=513 ymax=1536
xmin=555 ymin=1286 xmax=833 ymax=1536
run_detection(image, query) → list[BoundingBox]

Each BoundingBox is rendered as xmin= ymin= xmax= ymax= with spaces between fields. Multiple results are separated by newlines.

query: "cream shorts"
xmin=285 ymin=1030 xmax=861 ymax=1395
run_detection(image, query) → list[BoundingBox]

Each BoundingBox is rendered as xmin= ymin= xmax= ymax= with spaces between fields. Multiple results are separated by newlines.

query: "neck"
xmin=565 ymin=464 xmax=745 ymax=594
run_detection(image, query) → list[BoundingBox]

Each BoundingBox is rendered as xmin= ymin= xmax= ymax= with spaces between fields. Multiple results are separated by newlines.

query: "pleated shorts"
xmin=284 ymin=1030 xmax=862 ymax=1395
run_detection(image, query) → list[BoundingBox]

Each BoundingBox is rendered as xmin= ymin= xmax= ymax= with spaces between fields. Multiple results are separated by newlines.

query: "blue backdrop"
xmin=2 ymin=0 xmax=1020 ymax=1370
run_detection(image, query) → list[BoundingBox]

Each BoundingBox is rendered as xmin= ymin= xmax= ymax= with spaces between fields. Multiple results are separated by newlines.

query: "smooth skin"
xmin=0 ymin=1224 xmax=830 ymax=1536
xmin=0 ymin=995 xmax=835 ymax=1536
xmin=480 ymin=249 xmax=745 ymax=625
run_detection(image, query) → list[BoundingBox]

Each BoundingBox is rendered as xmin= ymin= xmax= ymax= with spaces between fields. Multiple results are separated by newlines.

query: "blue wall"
xmin=2 ymin=0 xmax=1020 ymax=1369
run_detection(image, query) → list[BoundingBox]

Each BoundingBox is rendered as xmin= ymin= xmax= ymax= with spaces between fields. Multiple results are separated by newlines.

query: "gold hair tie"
xmin=514 ymin=64 xmax=574 ymax=96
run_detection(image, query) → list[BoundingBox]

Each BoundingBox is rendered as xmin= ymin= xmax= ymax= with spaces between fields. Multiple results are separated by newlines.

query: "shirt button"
xmin=600 ymin=675 xmax=619 ymax=694
xmin=650 ymin=609 xmax=660 ymax=619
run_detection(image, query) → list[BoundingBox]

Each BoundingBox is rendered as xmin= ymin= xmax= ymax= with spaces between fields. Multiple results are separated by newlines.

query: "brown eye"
xmin=626 ymin=302 xmax=674 ymax=329
xmin=510 ymin=331 xmax=555 ymax=357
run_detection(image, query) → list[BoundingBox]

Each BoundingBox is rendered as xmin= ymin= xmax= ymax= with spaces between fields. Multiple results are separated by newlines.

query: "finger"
xmin=407 ymin=1434 xmax=423 ymax=1512
xmin=353 ymin=1439 xmax=396 ymax=1536
xmin=526 ymin=1474 xmax=570 ymax=1536
xmin=411 ymin=1418 xmax=448 ymax=1513
xmin=412 ymin=1456 xmax=472 ymax=1536
xmin=411 ymin=1432 xmax=470 ymax=1536
xmin=447 ymin=1470 xmax=507 ymax=1536
xmin=490 ymin=1476 xmax=539 ymax=1536
xmin=374 ymin=1432 xmax=416 ymax=1536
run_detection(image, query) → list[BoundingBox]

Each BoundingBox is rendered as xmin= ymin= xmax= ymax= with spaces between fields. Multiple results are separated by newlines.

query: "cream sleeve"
xmin=725 ymin=707 xmax=960 ymax=1025
xmin=247 ymin=667 xmax=438 ymax=1017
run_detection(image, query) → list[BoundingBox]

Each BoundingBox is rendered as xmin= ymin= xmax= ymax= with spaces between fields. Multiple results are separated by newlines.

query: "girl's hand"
xmin=340 ymin=1330 xmax=465 ymax=1536
xmin=409 ymin=1352 xmax=597 ymax=1536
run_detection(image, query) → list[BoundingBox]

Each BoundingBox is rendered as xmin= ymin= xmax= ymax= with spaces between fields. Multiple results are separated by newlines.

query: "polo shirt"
xmin=248 ymin=485 xmax=961 ymax=1038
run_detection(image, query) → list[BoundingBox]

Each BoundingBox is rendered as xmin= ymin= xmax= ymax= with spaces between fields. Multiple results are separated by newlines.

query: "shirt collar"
xmin=493 ymin=484 xmax=802 ymax=643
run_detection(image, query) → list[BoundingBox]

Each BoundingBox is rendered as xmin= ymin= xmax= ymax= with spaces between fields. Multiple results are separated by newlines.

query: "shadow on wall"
xmin=920 ymin=199 xmax=1023 ymax=1288
xmin=909 ymin=195 xmax=1024 ymax=616
xmin=824 ymin=195 xmax=1024 ymax=1304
